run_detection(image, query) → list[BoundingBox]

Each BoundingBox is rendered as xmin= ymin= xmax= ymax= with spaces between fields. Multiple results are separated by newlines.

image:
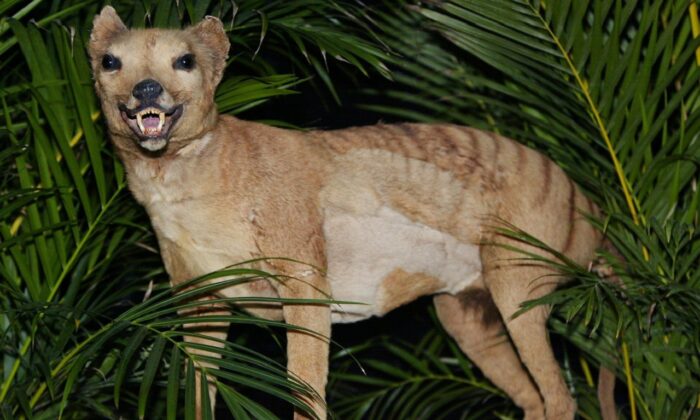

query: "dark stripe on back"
xmin=585 ymin=195 xmax=601 ymax=220
xmin=488 ymin=132 xmax=501 ymax=166
xmin=463 ymin=128 xmax=484 ymax=175
xmin=446 ymin=128 xmax=460 ymax=154
xmin=396 ymin=123 xmax=419 ymax=139
xmin=412 ymin=129 xmax=429 ymax=160
xmin=467 ymin=129 xmax=481 ymax=162
xmin=392 ymin=126 xmax=418 ymax=161
xmin=325 ymin=130 xmax=351 ymax=153
xmin=538 ymin=154 xmax=553 ymax=203
xmin=436 ymin=126 xmax=459 ymax=155
xmin=562 ymin=178 xmax=577 ymax=253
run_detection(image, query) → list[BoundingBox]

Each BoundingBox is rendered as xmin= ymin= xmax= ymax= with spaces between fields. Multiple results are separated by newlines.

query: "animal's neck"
xmin=117 ymin=118 xmax=253 ymax=208
xmin=116 ymin=134 xmax=210 ymax=205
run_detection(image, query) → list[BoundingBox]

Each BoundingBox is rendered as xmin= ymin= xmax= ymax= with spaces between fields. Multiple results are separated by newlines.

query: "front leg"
xmin=277 ymin=267 xmax=331 ymax=420
xmin=253 ymin=184 xmax=332 ymax=418
xmin=162 ymin=247 xmax=229 ymax=419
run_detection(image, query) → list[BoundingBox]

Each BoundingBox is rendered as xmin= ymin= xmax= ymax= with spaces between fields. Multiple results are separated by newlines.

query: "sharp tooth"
xmin=136 ymin=113 xmax=145 ymax=133
xmin=158 ymin=112 xmax=165 ymax=131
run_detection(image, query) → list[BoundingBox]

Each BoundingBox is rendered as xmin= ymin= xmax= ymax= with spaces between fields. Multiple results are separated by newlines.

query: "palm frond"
xmin=329 ymin=329 xmax=517 ymax=420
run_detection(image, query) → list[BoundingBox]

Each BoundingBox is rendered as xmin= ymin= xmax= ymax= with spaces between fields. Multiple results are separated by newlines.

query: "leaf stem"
xmin=689 ymin=3 xmax=700 ymax=66
xmin=579 ymin=356 xmax=594 ymax=387
xmin=622 ymin=342 xmax=637 ymax=420
xmin=529 ymin=2 xmax=646 ymax=254
xmin=0 ymin=338 xmax=31 ymax=402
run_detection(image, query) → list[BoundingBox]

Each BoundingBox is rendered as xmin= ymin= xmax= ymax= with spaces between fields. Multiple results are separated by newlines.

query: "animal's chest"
xmin=147 ymin=197 xmax=257 ymax=281
xmin=128 ymin=158 xmax=257 ymax=281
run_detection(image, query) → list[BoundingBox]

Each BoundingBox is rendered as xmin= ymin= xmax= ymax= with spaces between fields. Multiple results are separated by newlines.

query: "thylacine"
xmin=90 ymin=6 xmax=613 ymax=420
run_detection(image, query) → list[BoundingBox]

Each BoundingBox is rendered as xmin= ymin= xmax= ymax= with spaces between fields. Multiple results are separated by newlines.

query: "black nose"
xmin=132 ymin=79 xmax=163 ymax=101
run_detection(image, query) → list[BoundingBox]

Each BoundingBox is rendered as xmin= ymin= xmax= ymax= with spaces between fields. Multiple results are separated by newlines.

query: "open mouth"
xmin=119 ymin=103 xmax=183 ymax=151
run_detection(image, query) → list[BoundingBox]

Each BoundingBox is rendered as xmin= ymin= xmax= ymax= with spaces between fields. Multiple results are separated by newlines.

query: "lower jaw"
xmin=138 ymin=137 xmax=169 ymax=152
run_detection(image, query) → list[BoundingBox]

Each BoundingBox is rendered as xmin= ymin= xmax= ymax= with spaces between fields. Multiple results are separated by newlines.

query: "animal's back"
xmin=317 ymin=123 xmax=600 ymax=260
xmin=313 ymin=123 xmax=601 ymax=322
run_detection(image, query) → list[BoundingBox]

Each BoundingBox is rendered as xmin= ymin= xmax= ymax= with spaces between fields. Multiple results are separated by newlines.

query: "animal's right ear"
xmin=89 ymin=6 xmax=127 ymax=58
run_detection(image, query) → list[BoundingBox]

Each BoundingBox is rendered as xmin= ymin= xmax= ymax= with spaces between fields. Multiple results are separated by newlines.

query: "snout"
xmin=118 ymin=78 xmax=183 ymax=152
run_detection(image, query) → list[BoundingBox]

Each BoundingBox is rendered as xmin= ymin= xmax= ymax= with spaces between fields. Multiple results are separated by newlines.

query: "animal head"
xmin=89 ymin=6 xmax=230 ymax=153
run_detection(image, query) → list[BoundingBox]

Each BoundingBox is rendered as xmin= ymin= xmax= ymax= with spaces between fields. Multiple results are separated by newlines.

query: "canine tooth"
xmin=158 ymin=112 xmax=165 ymax=131
xmin=136 ymin=113 xmax=145 ymax=133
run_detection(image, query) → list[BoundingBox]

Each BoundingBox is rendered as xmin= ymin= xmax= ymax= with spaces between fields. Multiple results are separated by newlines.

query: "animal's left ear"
xmin=188 ymin=16 xmax=230 ymax=86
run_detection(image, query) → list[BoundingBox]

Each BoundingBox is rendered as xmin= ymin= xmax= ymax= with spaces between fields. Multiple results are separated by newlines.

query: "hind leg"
xmin=482 ymin=248 xmax=576 ymax=420
xmin=434 ymin=284 xmax=545 ymax=420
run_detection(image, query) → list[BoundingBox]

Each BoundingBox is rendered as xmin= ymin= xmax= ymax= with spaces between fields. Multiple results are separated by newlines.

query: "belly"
xmin=324 ymin=206 xmax=482 ymax=323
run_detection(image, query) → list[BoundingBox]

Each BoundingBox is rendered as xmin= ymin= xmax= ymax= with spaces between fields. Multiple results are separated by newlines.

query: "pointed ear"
xmin=188 ymin=16 xmax=230 ymax=86
xmin=89 ymin=6 xmax=127 ymax=58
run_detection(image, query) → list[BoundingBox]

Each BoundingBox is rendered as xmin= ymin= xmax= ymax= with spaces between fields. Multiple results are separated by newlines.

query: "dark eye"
xmin=101 ymin=54 xmax=121 ymax=71
xmin=174 ymin=53 xmax=195 ymax=71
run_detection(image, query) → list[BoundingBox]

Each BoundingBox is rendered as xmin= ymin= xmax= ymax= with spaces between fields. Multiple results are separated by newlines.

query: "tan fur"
xmin=377 ymin=269 xmax=443 ymax=313
xmin=90 ymin=7 xmax=608 ymax=420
